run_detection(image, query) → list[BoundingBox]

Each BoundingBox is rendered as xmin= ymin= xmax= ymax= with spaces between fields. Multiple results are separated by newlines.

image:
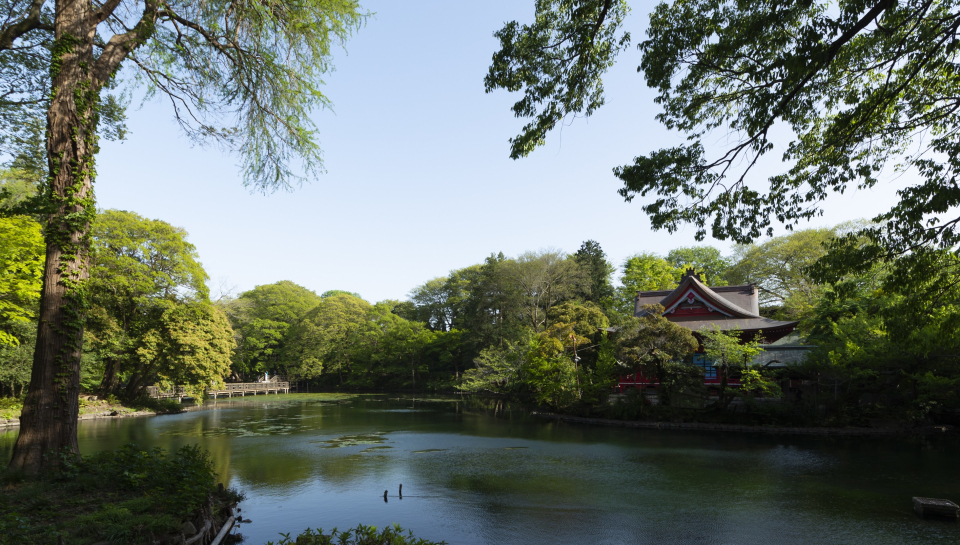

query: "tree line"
xmin=3 ymin=0 xmax=959 ymax=472
xmin=5 ymin=193 xmax=956 ymax=427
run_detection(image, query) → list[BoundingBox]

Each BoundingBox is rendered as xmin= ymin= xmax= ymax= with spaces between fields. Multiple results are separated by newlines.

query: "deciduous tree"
xmin=701 ymin=327 xmax=764 ymax=409
xmin=225 ymin=281 xmax=322 ymax=380
xmin=666 ymin=246 xmax=728 ymax=287
xmin=725 ymin=229 xmax=834 ymax=320
xmin=122 ymin=300 xmax=234 ymax=400
xmin=284 ymin=292 xmax=369 ymax=385
xmin=615 ymin=253 xmax=678 ymax=317
xmin=85 ymin=209 xmax=208 ymax=396
xmin=615 ymin=305 xmax=697 ymax=406
xmin=3 ymin=0 xmax=367 ymax=472
xmin=503 ymin=249 xmax=584 ymax=332
xmin=488 ymin=0 xmax=960 ymax=294
xmin=0 ymin=215 xmax=42 ymax=347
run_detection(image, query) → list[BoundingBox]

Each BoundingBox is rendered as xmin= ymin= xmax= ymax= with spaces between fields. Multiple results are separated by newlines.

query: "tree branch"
xmin=0 ymin=0 xmax=52 ymax=51
xmin=92 ymin=0 xmax=159 ymax=86
xmin=92 ymin=0 xmax=125 ymax=24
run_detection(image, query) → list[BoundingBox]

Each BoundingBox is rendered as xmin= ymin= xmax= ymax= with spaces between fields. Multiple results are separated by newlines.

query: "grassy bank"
xmin=0 ymin=395 xmax=184 ymax=424
xmin=0 ymin=445 xmax=240 ymax=545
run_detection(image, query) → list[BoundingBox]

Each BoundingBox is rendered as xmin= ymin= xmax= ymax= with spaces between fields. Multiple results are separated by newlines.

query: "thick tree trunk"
xmin=98 ymin=358 xmax=120 ymax=397
xmin=8 ymin=0 xmax=98 ymax=473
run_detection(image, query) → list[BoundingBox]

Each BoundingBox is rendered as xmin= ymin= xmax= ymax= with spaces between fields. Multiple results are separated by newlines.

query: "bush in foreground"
xmin=0 ymin=444 xmax=239 ymax=545
xmin=269 ymin=525 xmax=446 ymax=545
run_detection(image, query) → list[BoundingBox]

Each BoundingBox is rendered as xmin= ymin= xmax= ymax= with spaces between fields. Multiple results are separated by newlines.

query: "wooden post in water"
xmin=399 ymin=484 xmax=402 ymax=499
xmin=383 ymin=490 xmax=388 ymax=502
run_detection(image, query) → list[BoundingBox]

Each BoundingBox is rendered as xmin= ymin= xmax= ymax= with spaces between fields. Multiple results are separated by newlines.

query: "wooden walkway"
xmin=145 ymin=385 xmax=188 ymax=400
xmin=206 ymin=381 xmax=290 ymax=399
xmin=146 ymin=381 xmax=291 ymax=400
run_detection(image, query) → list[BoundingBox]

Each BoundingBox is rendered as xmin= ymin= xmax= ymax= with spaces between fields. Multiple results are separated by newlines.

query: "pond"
xmin=2 ymin=394 xmax=958 ymax=544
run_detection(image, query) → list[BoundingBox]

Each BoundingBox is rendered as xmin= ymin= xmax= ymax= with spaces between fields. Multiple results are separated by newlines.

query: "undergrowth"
xmin=0 ymin=444 xmax=240 ymax=545
xmin=0 ymin=398 xmax=21 ymax=420
xmin=269 ymin=524 xmax=446 ymax=545
xmin=0 ymin=395 xmax=184 ymax=421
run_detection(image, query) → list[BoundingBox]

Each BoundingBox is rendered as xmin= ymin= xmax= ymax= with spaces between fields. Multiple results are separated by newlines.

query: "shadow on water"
xmin=1 ymin=393 xmax=958 ymax=545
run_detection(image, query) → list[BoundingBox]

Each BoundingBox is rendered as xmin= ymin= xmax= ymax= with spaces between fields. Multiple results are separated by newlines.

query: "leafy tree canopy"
xmin=126 ymin=300 xmax=234 ymax=400
xmin=725 ymin=228 xmax=835 ymax=320
xmin=321 ymin=290 xmax=364 ymax=300
xmin=666 ymin=246 xmax=728 ymax=287
xmin=4 ymin=0 xmax=369 ymax=471
xmin=502 ymin=249 xmax=585 ymax=332
xmin=408 ymin=276 xmax=467 ymax=332
xmin=0 ymin=215 xmax=42 ymax=346
xmin=485 ymin=0 xmax=631 ymax=159
xmin=573 ymin=239 xmax=615 ymax=304
xmin=90 ymin=209 xmax=208 ymax=305
xmin=85 ymin=209 xmax=217 ymax=397
xmin=615 ymin=305 xmax=698 ymax=406
xmin=283 ymin=292 xmax=370 ymax=382
xmin=488 ymin=0 xmax=960 ymax=278
xmin=615 ymin=253 xmax=679 ymax=317
xmin=226 ymin=281 xmax=322 ymax=378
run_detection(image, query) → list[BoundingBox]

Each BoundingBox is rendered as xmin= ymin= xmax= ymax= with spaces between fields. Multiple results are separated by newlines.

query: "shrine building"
xmin=617 ymin=269 xmax=800 ymax=393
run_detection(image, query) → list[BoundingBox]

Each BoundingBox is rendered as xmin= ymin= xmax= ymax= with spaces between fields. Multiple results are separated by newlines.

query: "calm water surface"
xmin=2 ymin=394 xmax=958 ymax=544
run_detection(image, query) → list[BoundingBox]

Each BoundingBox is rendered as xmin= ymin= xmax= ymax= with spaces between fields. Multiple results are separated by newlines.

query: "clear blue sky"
xmin=94 ymin=0 xmax=903 ymax=302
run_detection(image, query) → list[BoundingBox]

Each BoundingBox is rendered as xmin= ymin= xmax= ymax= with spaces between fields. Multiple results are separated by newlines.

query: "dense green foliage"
xmin=1 ymin=0 xmax=370 ymax=472
xmin=85 ymin=210 xmax=234 ymax=401
xmin=803 ymin=250 xmax=960 ymax=423
xmin=2 ymin=196 xmax=958 ymax=426
xmin=487 ymin=0 xmax=960 ymax=424
xmin=616 ymin=307 xmax=699 ymax=407
xmin=270 ymin=525 xmax=445 ymax=545
xmin=488 ymin=0 xmax=960 ymax=281
xmin=0 ymin=216 xmax=42 ymax=348
xmin=0 ymin=444 xmax=238 ymax=545
xmin=0 ymin=207 xmax=235 ymax=404
xmin=222 ymin=281 xmax=324 ymax=380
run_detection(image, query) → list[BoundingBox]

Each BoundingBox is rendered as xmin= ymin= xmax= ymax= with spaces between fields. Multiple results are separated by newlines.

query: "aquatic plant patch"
xmin=313 ymin=433 xmax=388 ymax=448
xmin=267 ymin=524 xmax=445 ymax=545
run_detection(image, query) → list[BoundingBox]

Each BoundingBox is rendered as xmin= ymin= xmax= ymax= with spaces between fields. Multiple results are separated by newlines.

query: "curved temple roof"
xmin=634 ymin=270 xmax=798 ymax=339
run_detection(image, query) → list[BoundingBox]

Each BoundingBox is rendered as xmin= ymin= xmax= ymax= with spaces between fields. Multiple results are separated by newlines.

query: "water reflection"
xmin=1 ymin=394 xmax=958 ymax=545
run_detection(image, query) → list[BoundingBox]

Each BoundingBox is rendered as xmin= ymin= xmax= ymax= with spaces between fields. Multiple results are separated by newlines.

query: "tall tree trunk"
xmin=8 ymin=1 xmax=99 ymax=473
xmin=99 ymin=358 xmax=120 ymax=397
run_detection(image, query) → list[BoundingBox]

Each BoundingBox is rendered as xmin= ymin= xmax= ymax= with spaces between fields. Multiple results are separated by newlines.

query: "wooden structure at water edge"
xmin=206 ymin=381 xmax=290 ymax=399
xmin=147 ymin=379 xmax=291 ymax=400
xmin=913 ymin=497 xmax=959 ymax=519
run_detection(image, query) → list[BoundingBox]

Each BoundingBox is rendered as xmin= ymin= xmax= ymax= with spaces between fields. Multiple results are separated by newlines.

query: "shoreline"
xmin=0 ymin=405 xmax=212 ymax=429
xmin=531 ymin=411 xmax=957 ymax=437
xmin=0 ymin=410 xmax=159 ymax=429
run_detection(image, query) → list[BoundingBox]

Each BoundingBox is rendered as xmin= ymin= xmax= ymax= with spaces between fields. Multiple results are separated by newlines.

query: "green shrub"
xmin=0 ymin=444 xmax=236 ymax=545
xmin=128 ymin=396 xmax=184 ymax=414
xmin=0 ymin=398 xmax=22 ymax=420
xmin=74 ymin=504 xmax=180 ymax=544
xmin=268 ymin=524 xmax=446 ymax=545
